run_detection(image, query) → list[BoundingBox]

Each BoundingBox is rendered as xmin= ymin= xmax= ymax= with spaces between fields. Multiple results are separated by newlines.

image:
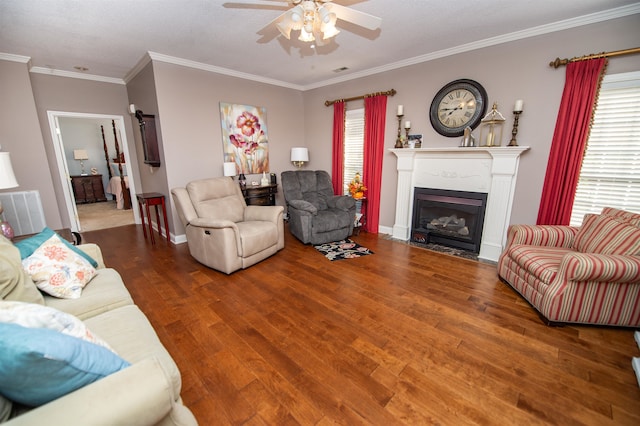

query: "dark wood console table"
xmin=241 ymin=184 xmax=277 ymax=206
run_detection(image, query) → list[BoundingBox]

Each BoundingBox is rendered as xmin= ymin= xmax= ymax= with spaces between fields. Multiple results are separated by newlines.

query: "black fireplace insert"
xmin=411 ymin=188 xmax=487 ymax=253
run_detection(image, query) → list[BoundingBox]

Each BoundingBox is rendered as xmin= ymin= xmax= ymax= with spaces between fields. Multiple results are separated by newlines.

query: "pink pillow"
xmin=573 ymin=214 xmax=640 ymax=255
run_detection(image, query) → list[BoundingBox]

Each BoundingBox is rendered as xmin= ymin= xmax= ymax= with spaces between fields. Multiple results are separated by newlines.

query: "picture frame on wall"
xmin=220 ymin=102 xmax=269 ymax=174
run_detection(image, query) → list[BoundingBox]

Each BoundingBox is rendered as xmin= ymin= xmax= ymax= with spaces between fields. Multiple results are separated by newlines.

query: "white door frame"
xmin=47 ymin=111 xmax=140 ymax=232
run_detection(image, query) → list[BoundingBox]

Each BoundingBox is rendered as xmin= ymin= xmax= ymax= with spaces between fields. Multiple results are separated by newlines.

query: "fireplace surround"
xmin=390 ymin=146 xmax=529 ymax=262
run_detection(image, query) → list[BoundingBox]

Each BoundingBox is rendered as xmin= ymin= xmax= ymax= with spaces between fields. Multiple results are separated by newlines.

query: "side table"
xmin=241 ymin=184 xmax=277 ymax=206
xmin=353 ymin=196 xmax=367 ymax=235
xmin=136 ymin=192 xmax=170 ymax=244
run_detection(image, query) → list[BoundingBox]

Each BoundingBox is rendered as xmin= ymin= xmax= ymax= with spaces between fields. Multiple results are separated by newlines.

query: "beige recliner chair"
xmin=171 ymin=177 xmax=284 ymax=274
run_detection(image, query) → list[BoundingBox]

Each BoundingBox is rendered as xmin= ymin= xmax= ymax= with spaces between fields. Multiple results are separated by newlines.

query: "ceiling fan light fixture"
xmin=290 ymin=5 xmax=303 ymax=23
xmin=320 ymin=11 xmax=338 ymax=39
xmin=276 ymin=21 xmax=293 ymax=39
xmin=317 ymin=5 xmax=331 ymax=24
xmin=322 ymin=24 xmax=339 ymax=40
xmin=298 ymin=27 xmax=315 ymax=42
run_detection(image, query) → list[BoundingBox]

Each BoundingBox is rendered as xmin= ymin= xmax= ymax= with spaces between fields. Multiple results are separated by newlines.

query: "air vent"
xmin=333 ymin=66 xmax=348 ymax=73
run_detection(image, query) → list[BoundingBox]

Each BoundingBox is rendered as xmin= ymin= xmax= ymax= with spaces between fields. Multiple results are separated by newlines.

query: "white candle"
xmin=397 ymin=105 xmax=403 ymax=116
xmin=514 ymin=99 xmax=524 ymax=112
xmin=405 ymin=120 xmax=411 ymax=129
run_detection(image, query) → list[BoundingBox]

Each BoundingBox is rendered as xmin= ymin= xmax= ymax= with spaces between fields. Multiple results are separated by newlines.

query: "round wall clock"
xmin=429 ymin=79 xmax=488 ymax=137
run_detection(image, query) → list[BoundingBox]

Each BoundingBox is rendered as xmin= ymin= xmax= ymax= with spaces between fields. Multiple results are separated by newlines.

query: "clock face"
xmin=429 ymin=79 xmax=488 ymax=137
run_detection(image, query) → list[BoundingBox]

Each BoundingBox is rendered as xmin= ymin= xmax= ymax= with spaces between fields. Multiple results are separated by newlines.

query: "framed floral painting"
xmin=220 ymin=102 xmax=269 ymax=174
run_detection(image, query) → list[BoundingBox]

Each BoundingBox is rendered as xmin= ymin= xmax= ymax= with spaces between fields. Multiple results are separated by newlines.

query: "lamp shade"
xmin=223 ymin=162 xmax=237 ymax=177
xmin=73 ymin=149 xmax=89 ymax=160
xmin=0 ymin=152 xmax=19 ymax=190
xmin=290 ymin=147 xmax=309 ymax=162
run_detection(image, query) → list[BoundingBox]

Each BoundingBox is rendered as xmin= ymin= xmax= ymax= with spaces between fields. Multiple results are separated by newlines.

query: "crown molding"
xmin=302 ymin=3 xmax=640 ymax=90
xmin=0 ymin=52 xmax=31 ymax=64
xmin=5 ymin=4 xmax=638 ymax=89
xmin=146 ymin=51 xmax=305 ymax=91
xmin=123 ymin=52 xmax=152 ymax=83
xmin=29 ymin=67 xmax=125 ymax=85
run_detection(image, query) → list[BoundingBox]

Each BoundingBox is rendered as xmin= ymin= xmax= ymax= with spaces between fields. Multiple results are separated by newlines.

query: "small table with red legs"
xmin=136 ymin=192 xmax=170 ymax=244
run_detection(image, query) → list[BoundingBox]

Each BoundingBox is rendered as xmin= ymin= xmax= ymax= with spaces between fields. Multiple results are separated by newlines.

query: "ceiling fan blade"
xmin=223 ymin=1 xmax=290 ymax=11
xmin=324 ymin=2 xmax=381 ymax=31
xmin=257 ymin=9 xmax=293 ymax=37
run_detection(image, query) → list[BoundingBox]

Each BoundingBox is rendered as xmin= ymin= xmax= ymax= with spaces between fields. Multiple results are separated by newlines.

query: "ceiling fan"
xmin=226 ymin=1 xmax=382 ymax=45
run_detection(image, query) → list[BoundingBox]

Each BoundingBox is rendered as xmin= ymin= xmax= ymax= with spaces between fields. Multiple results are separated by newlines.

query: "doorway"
xmin=47 ymin=111 xmax=140 ymax=232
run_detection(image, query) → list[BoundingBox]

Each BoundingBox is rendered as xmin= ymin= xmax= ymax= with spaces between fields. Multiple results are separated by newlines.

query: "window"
xmin=570 ymin=71 xmax=640 ymax=226
xmin=343 ymin=108 xmax=365 ymax=195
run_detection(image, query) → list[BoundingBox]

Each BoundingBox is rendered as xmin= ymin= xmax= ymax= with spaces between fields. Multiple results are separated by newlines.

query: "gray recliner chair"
xmin=281 ymin=170 xmax=356 ymax=245
xmin=171 ymin=177 xmax=284 ymax=274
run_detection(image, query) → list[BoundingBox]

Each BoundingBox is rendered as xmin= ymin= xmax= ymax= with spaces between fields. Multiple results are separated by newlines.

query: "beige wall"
xmin=126 ymin=62 xmax=165 ymax=200
xmin=149 ymin=61 xmax=304 ymax=235
xmin=303 ymin=14 xmax=640 ymax=230
xmin=0 ymin=60 xmax=59 ymax=227
xmin=2 ymin=13 xmax=639 ymax=238
xmin=28 ymin=72 xmax=138 ymax=229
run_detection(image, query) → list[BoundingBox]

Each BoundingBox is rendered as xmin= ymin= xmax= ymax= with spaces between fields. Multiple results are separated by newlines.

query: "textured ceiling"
xmin=1 ymin=0 xmax=639 ymax=89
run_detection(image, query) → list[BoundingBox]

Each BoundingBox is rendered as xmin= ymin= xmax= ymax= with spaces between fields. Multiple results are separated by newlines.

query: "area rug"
xmin=314 ymin=239 xmax=374 ymax=261
xmin=76 ymin=201 xmax=135 ymax=232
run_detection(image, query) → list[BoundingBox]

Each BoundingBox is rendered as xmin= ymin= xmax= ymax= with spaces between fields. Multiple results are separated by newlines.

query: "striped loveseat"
xmin=498 ymin=207 xmax=640 ymax=326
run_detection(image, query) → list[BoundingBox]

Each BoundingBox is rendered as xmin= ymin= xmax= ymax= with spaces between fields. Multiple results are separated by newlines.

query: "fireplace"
xmin=411 ymin=188 xmax=487 ymax=252
xmin=390 ymin=146 xmax=529 ymax=262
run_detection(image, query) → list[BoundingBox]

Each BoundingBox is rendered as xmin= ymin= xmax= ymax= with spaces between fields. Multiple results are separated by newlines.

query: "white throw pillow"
xmin=0 ymin=300 xmax=114 ymax=351
xmin=22 ymin=234 xmax=97 ymax=299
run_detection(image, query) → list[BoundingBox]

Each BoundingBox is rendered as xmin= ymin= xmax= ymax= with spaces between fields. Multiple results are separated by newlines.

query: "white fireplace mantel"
xmin=390 ymin=146 xmax=530 ymax=262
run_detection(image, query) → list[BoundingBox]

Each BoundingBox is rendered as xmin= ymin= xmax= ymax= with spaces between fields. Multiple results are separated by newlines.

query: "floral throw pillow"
xmin=22 ymin=234 xmax=97 ymax=299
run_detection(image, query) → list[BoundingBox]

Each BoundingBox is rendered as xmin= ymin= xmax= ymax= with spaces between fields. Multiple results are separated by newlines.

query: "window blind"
xmin=570 ymin=71 xmax=640 ymax=226
xmin=343 ymin=108 xmax=365 ymax=195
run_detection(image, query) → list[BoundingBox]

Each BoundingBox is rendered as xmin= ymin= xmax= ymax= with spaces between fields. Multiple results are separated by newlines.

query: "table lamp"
xmin=223 ymin=161 xmax=237 ymax=179
xmin=291 ymin=147 xmax=309 ymax=169
xmin=0 ymin=151 xmax=19 ymax=239
xmin=74 ymin=149 xmax=89 ymax=175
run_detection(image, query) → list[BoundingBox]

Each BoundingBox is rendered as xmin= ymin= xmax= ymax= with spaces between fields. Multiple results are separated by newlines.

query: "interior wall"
xmin=150 ymin=61 xmax=305 ymax=235
xmin=126 ymin=61 xmax=165 ymax=197
xmin=302 ymin=14 xmax=640 ymax=230
xmin=29 ymin=72 xmax=139 ymax=229
xmin=0 ymin=59 xmax=60 ymax=228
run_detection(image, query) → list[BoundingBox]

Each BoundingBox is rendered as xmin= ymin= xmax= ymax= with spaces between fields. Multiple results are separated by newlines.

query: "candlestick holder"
xmin=508 ymin=110 xmax=522 ymax=146
xmin=405 ymin=126 xmax=411 ymax=148
xmin=394 ymin=114 xmax=404 ymax=148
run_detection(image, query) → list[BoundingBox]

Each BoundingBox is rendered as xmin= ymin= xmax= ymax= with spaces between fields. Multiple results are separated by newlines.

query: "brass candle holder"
xmin=394 ymin=114 xmax=404 ymax=148
xmin=509 ymin=110 xmax=522 ymax=146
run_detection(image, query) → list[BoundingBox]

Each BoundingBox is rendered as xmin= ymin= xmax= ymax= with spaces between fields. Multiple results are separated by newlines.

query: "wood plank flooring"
xmin=82 ymin=224 xmax=640 ymax=425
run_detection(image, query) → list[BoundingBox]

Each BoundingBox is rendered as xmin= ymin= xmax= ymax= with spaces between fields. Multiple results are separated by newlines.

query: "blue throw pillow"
xmin=14 ymin=227 xmax=98 ymax=267
xmin=0 ymin=323 xmax=130 ymax=406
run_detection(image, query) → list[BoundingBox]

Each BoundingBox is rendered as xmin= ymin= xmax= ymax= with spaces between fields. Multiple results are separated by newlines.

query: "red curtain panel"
xmin=537 ymin=58 xmax=608 ymax=225
xmin=331 ymin=101 xmax=346 ymax=195
xmin=363 ymin=95 xmax=388 ymax=233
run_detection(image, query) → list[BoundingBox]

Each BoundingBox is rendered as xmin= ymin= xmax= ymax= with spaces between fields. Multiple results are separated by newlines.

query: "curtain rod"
xmin=325 ymin=89 xmax=396 ymax=106
xmin=549 ymin=46 xmax=640 ymax=68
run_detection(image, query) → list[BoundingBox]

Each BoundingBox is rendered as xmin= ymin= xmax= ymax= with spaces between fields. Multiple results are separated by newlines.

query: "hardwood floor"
xmin=83 ymin=224 xmax=640 ymax=425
